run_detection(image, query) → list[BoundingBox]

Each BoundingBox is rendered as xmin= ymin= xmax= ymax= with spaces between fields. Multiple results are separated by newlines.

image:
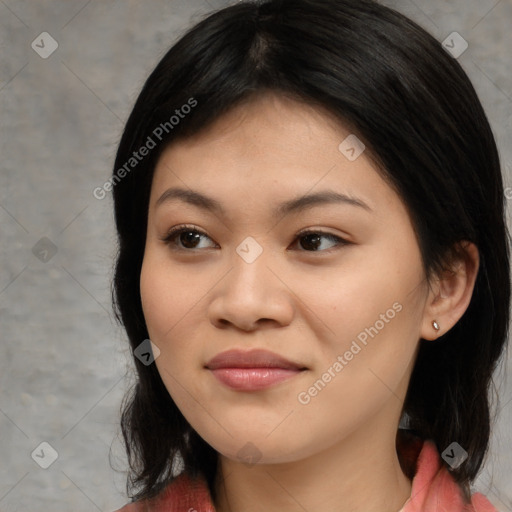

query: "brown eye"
xmin=177 ymin=230 xmax=203 ymax=249
xmin=161 ymin=226 xmax=216 ymax=251
xmin=294 ymin=230 xmax=348 ymax=252
xmin=160 ymin=226 xmax=348 ymax=253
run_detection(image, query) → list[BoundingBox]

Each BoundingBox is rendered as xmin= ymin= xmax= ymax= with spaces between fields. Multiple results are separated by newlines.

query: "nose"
xmin=207 ymin=246 xmax=294 ymax=332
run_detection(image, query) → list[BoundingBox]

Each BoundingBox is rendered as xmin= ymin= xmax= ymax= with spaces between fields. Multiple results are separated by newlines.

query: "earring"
xmin=432 ymin=320 xmax=440 ymax=332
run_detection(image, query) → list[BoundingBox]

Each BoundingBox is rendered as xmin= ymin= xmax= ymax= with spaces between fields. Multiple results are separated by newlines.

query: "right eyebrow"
xmin=155 ymin=187 xmax=225 ymax=214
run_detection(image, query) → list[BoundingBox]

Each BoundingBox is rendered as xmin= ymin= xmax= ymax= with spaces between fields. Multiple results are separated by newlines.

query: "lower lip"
xmin=209 ymin=368 xmax=303 ymax=391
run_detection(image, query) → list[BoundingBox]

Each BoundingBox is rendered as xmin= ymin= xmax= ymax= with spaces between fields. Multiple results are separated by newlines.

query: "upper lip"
xmin=205 ymin=349 xmax=306 ymax=370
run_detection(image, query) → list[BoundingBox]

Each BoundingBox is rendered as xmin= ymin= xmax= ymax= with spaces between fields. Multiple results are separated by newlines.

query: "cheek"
xmin=139 ymin=254 xmax=215 ymax=395
xmin=140 ymin=254 xmax=206 ymax=340
xmin=140 ymin=262 xmax=170 ymax=341
xmin=140 ymin=256 xmax=194 ymax=378
xmin=290 ymin=278 xmax=422 ymax=449
xmin=294 ymin=245 xmax=426 ymax=395
xmin=291 ymin=253 xmax=422 ymax=348
xmin=139 ymin=259 xmax=222 ymax=447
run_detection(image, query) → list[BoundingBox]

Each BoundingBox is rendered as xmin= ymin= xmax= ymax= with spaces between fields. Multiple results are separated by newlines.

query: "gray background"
xmin=1 ymin=0 xmax=511 ymax=510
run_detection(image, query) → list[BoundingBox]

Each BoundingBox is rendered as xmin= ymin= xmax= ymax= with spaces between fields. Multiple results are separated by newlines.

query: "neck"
xmin=213 ymin=416 xmax=412 ymax=512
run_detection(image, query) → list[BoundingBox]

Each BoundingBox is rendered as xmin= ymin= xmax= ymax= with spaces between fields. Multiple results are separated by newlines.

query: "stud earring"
xmin=432 ymin=320 xmax=440 ymax=332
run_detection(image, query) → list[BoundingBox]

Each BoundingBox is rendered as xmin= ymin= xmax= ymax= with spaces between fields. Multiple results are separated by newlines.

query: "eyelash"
xmin=160 ymin=224 xmax=350 ymax=253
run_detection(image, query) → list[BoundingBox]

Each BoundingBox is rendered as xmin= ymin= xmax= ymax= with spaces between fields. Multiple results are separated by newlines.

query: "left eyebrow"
xmin=274 ymin=190 xmax=372 ymax=217
xmin=154 ymin=187 xmax=372 ymax=217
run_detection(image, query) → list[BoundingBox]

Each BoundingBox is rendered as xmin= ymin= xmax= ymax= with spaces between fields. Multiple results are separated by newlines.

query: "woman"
xmin=111 ymin=0 xmax=510 ymax=510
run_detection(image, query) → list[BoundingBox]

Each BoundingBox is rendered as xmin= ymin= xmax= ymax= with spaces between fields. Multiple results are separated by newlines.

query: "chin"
xmin=196 ymin=427 xmax=319 ymax=466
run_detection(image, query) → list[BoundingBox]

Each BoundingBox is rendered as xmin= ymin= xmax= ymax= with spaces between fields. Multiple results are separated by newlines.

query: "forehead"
xmin=149 ymin=92 xmax=398 ymax=219
xmin=159 ymin=92 xmax=352 ymax=161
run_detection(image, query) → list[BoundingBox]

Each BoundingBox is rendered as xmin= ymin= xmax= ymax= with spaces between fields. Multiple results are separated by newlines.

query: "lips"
xmin=205 ymin=349 xmax=307 ymax=391
xmin=205 ymin=349 xmax=305 ymax=370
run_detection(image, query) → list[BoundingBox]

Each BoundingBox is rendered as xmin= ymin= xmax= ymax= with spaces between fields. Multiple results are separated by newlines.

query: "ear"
xmin=420 ymin=241 xmax=479 ymax=340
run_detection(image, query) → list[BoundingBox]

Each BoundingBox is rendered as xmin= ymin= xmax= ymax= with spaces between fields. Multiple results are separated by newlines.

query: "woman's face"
xmin=140 ymin=92 xmax=431 ymax=464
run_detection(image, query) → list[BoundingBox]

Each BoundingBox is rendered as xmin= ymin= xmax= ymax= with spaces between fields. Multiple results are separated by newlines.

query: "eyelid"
xmin=290 ymin=228 xmax=350 ymax=252
xmin=160 ymin=224 xmax=350 ymax=252
xmin=160 ymin=224 xmax=216 ymax=245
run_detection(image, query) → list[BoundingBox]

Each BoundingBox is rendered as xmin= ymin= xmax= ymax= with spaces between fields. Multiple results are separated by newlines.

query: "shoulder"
xmin=114 ymin=503 xmax=141 ymax=512
xmin=398 ymin=433 xmax=497 ymax=512
xmin=112 ymin=472 xmax=215 ymax=512
xmin=115 ymin=433 xmax=497 ymax=512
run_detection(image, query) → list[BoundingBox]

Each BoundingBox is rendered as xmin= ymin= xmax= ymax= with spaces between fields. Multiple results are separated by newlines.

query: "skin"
xmin=139 ymin=92 xmax=479 ymax=512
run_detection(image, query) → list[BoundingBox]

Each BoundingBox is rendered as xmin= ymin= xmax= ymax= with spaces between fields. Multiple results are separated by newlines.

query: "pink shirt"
xmin=114 ymin=438 xmax=497 ymax=512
